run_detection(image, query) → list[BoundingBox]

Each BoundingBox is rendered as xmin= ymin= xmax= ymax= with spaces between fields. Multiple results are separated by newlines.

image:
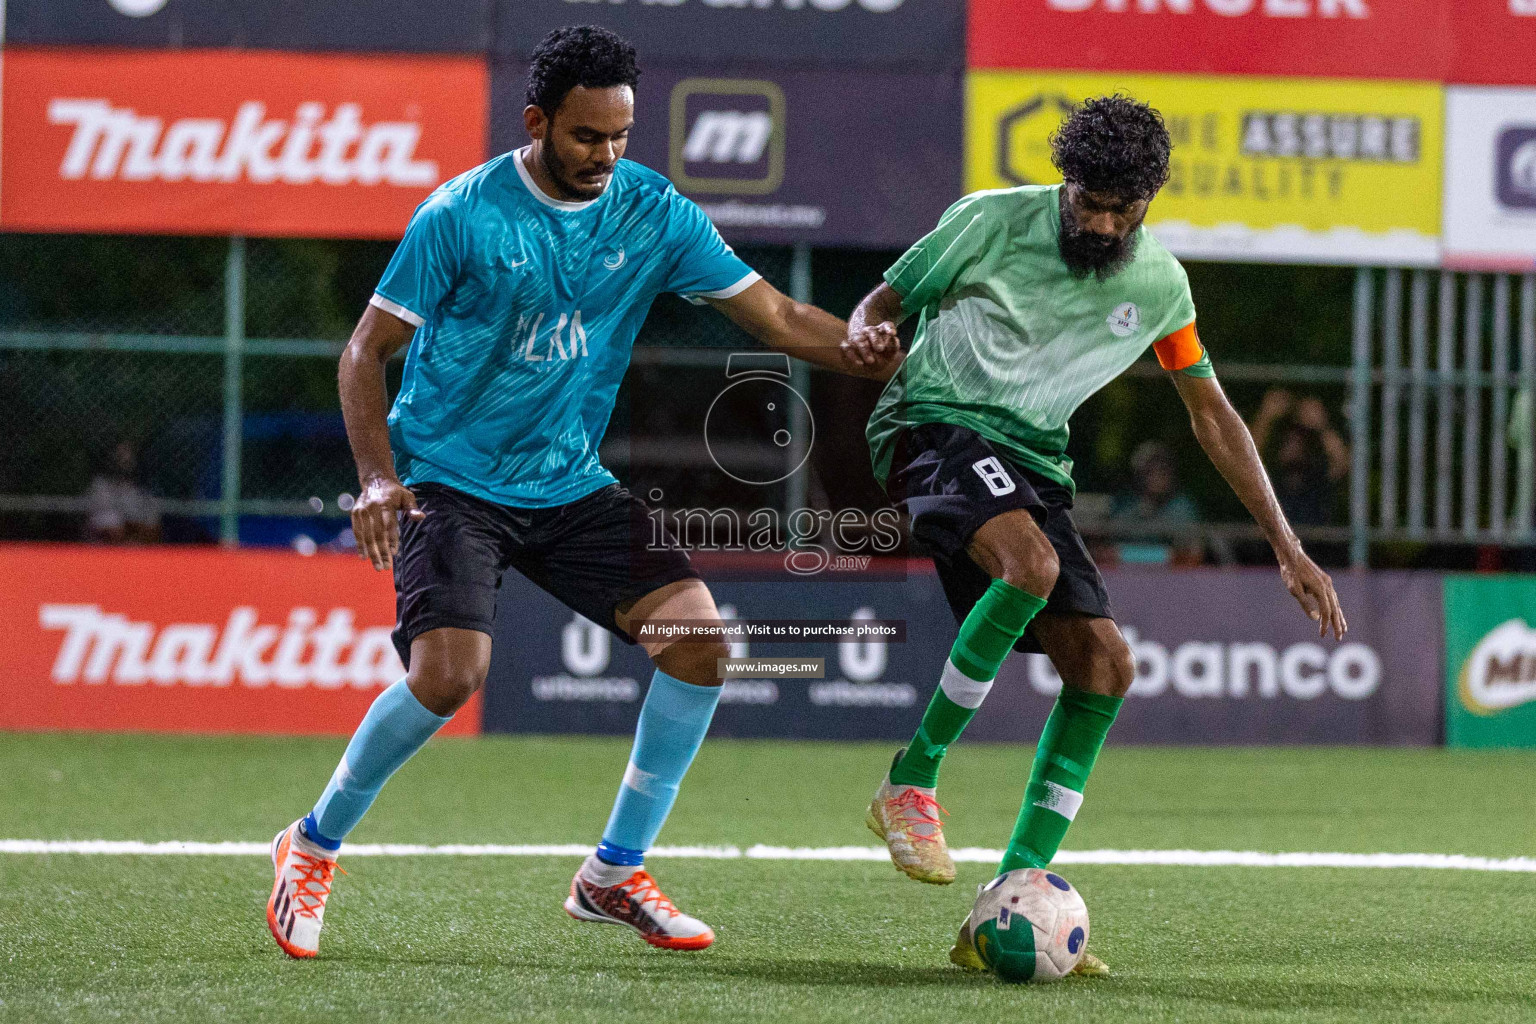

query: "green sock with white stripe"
xmin=998 ymin=687 xmax=1123 ymax=873
xmin=888 ymin=579 xmax=1047 ymax=789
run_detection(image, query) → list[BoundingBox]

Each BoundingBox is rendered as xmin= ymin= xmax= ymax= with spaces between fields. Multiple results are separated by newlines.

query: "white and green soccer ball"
xmin=968 ymin=867 xmax=1090 ymax=983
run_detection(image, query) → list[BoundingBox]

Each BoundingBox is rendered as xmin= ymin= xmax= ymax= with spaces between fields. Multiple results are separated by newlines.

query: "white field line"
xmin=2 ymin=840 xmax=1535 ymax=873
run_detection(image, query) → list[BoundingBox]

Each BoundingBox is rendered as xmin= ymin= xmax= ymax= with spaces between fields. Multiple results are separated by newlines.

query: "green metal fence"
xmin=3 ymin=234 xmax=1530 ymax=567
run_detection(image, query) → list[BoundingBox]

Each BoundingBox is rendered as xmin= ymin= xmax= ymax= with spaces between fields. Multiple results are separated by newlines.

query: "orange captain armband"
xmin=1153 ymin=322 xmax=1203 ymax=372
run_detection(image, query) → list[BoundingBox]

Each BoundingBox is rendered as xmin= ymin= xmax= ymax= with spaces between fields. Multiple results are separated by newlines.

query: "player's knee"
xmin=1000 ymin=533 xmax=1059 ymax=598
xmin=1097 ymin=638 xmax=1136 ymax=698
xmin=406 ymin=659 xmax=487 ymax=716
xmin=655 ymin=639 xmax=728 ymax=688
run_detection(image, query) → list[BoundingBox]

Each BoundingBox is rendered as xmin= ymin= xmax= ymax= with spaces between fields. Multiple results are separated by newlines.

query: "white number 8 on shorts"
xmin=971 ymin=456 xmax=1016 ymax=497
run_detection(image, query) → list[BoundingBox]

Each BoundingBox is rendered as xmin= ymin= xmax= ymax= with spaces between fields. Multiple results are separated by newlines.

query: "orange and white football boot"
xmin=565 ymin=858 xmax=715 ymax=950
xmin=266 ymin=819 xmax=341 ymax=958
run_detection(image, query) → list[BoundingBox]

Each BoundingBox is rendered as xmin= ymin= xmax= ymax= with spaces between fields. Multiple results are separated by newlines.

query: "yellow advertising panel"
xmin=968 ymin=72 xmax=1443 ymax=266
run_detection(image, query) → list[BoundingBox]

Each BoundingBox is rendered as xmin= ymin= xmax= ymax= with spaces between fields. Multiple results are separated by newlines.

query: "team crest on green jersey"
xmin=1106 ymin=302 xmax=1141 ymax=338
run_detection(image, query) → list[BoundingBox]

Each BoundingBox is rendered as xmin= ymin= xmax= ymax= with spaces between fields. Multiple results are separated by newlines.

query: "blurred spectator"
xmin=1250 ymin=389 xmax=1349 ymax=527
xmin=1106 ymin=440 xmax=1203 ymax=566
xmin=84 ymin=441 xmax=161 ymax=544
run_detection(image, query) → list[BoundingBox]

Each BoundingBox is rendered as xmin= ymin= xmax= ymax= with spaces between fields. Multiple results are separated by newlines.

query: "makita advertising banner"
xmin=1443 ymin=575 xmax=1536 ymax=748
xmin=3 ymin=0 xmax=492 ymax=54
xmin=483 ymin=566 xmax=1444 ymax=745
xmin=0 ymin=545 xmax=481 ymax=735
xmin=969 ymin=0 xmax=1536 ymax=85
xmin=0 ymin=48 xmax=487 ymax=238
xmin=491 ymin=61 xmax=961 ymax=246
xmin=494 ymin=0 xmax=964 ymax=68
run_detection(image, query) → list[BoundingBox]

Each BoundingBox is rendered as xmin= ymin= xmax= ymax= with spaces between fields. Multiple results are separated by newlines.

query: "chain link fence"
xmin=0 ymin=234 xmax=801 ymax=547
xmin=2 ymin=234 xmax=1529 ymax=569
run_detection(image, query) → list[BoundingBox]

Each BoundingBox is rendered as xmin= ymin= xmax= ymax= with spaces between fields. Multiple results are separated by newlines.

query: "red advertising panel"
xmin=968 ymin=0 xmax=1448 ymax=81
xmin=0 ymin=545 xmax=480 ymax=736
xmin=0 ymin=48 xmax=487 ymax=238
xmin=1447 ymin=1 xmax=1536 ymax=86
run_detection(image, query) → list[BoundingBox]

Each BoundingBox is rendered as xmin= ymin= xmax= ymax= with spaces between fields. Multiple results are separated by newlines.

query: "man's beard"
xmin=1057 ymin=191 xmax=1142 ymax=281
xmin=540 ymin=142 xmax=603 ymax=201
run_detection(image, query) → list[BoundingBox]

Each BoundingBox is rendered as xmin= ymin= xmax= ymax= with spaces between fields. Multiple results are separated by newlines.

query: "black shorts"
xmin=390 ymin=482 xmax=698 ymax=668
xmin=885 ymin=422 xmax=1113 ymax=654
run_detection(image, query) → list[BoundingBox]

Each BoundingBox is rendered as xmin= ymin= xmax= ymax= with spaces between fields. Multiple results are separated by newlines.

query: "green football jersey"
xmin=867 ymin=184 xmax=1204 ymax=492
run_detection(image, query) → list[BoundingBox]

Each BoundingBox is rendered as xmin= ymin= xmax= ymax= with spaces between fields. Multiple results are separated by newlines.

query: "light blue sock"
xmin=306 ymin=679 xmax=451 ymax=849
xmin=597 ymin=670 xmax=722 ymax=864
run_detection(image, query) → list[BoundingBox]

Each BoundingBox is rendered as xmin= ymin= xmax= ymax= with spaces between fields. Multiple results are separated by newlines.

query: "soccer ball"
xmin=968 ymin=868 xmax=1089 ymax=982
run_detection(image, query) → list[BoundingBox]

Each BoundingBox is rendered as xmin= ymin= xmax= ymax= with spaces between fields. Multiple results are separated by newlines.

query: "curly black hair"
xmin=1050 ymin=94 xmax=1171 ymax=202
xmin=525 ymin=25 xmax=640 ymax=117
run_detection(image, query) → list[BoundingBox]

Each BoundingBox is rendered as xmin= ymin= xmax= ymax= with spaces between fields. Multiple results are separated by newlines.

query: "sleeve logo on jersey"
xmin=1106 ymin=302 xmax=1141 ymax=338
xmin=972 ymin=457 xmax=1016 ymax=497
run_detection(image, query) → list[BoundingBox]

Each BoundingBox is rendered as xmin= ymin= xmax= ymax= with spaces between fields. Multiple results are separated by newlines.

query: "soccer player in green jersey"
xmin=848 ymin=95 xmax=1348 ymax=974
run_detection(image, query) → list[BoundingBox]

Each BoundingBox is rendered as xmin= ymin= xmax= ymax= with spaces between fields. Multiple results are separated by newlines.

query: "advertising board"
xmin=492 ymin=61 xmax=962 ymax=247
xmin=494 ymin=0 xmax=963 ymax=68
xmin=968 ymin=70 xmax=1443 ymax=264
xmin=3 ymin=0 xmax=491 ymax=54
xmin=1443 ymin=87 xmax=1536 ymax=270
xmin=0 ymin=545 xmax=481 ymax=735
xmin=1444 ymin=575 xmax=1536 ymax=748
xmin=967 ymin=0 xmax=1443 ymax=81
xmin=484 ymin=565 xmax=1443 ymax=745
xmin=0 ymin=48 xmax=487 ymax=238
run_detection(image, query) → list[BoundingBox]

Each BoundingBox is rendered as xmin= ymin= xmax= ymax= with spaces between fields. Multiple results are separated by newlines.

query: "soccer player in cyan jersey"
xmin=851 ymin=96 xmax=1349 ymax=974
xmin=265 ymin=26 xmax=897 ymax=958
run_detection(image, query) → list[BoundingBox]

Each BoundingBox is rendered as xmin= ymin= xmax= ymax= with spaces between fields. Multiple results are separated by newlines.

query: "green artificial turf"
xmin=2 ymin=733 xmax=1535 ymax=1023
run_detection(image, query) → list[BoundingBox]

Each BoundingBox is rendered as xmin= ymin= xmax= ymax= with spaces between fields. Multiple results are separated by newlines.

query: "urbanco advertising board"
xmin=971 ymin=569 xmax=1444 ymax=745
xmin=495 ymin=0 xmax=964 ymax=68
xmin=483 ymin=565 xmax=1443 ymax=744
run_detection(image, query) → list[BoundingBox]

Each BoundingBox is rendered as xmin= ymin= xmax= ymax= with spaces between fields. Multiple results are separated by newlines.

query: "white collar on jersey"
xmin=514 ymin=147 xmax=605 ymax=212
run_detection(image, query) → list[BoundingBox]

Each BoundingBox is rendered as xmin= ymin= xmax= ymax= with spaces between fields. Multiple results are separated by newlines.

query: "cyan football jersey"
xmin=370 ymin=150 xmax=759 ymax=508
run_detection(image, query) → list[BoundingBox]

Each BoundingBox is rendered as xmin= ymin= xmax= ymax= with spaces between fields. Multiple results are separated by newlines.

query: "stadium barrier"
xmin=483 ymin=557 xmax=1448 ymax=746
xmin=6 ymin=543 xmax=1533 ymax=747
xmin=0 ymin=544 xmax=481 ymax=735
xmin=1443 ymin=574 xmax=1536 ymax=748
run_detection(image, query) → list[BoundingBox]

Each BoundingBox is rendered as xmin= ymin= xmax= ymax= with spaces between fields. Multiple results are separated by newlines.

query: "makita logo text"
xmin=39 ymin=604 xmax=403 ymax=688
xmin=47 ymin=100 xmax=439 ymax=187
xmin=1045 ymin=0 xmax=1369 ymax=15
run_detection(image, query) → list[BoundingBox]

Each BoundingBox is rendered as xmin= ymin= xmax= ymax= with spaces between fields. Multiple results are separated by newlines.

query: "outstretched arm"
xmin=849 ymin=282 xmax=908 ymax=347
xmin=1172 ymin=372 xmax=1348 ymax=640
xmin=339 ymin=304 xmax=426 ymax=572
xmin=708 ymin=279 xmax=901 ymax=381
